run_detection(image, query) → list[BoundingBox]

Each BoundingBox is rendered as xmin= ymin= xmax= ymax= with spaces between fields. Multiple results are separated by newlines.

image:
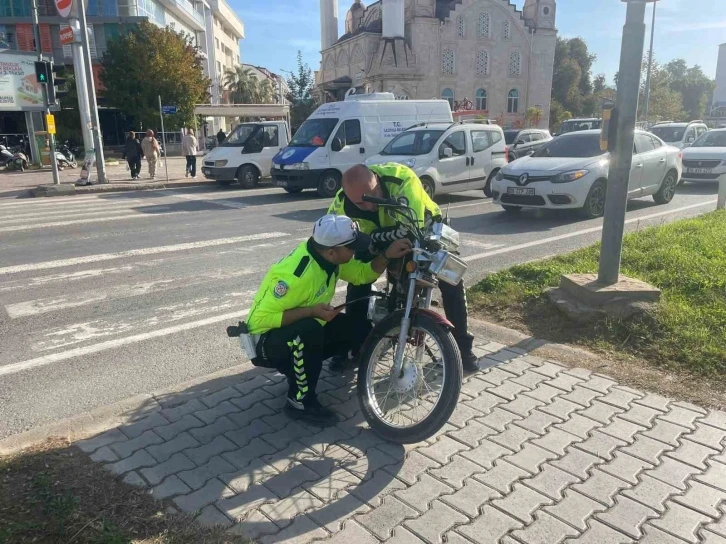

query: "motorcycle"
xmin=6 ymin=150 xmax=29 ymax=172
xmin=57 ymin=143 xmax=78 ymax=168
xmin=355 ymin=194 xmax=466 ymax=443
xmin=0 ymin=145 xmax=13 ymax=167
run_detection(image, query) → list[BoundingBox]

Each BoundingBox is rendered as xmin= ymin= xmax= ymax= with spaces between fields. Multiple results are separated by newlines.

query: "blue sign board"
xmin=162 ymin=106 xmax=177 ymax=115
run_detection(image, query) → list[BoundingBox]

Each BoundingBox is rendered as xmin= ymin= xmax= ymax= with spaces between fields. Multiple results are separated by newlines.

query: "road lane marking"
xmin=463 ymin=200 xmax=717 ymax=263
xmin=448 ymin=200 xmax=491 ymax=210
xmin=0 ymin=196 xmax=146 ymax=209
xmin=156 ymin=190 xmax=249 ymax=209
xmin=0 ymin=211 xmax=194 ymax=233
xmin=0 ymin=231 xmax=289 ymax=275
xmin=0 ymin=207 xmax=175 ymax=226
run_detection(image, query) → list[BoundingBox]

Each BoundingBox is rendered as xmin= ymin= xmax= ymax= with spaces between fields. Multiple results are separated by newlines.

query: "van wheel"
xmin=483 ymin=170 xmax=498 ymax=198
xmin=238 ymin=165 xmax=259 ymax=189
xmin=317 ymin=170 xmax=341 ymax=198
xmin=421 ymin=177 xmax=435 ymax=198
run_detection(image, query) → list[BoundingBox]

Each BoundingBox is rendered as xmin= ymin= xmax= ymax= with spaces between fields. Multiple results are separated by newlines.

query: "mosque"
xmin=317 ymin=0 xmax=557 ymax=128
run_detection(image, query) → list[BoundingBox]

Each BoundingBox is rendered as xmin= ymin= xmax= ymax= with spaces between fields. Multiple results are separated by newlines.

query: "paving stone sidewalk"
xmin=75 ymin=338 xmax=726 ymax=543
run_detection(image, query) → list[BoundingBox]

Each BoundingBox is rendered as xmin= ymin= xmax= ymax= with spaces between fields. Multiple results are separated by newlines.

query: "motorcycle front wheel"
xmin=357 ymin=311 xmax=462 ymax=444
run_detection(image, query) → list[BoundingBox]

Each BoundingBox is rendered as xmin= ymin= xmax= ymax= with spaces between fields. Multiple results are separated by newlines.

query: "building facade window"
xmin=457 ymin=16 xmax=465 ymax=38
xmin=442 ymin=48 xmax=455 ymax=75
xmin=508 ymin=89 xmax=519 ymax=113
xmin=477 ymin=13 xmax=490 ymax=38
xmin=503 ymin=20 xmax=511 ymax=40
xmin=476 ymin=88 xmax=487 ymax=110
xmin=509 ymin=51 xmax=521 ymax=76
xmin=476 ymin=50 xmax=488 ymax=76
xmin=442 ymin=88 xmax=454 ymax=108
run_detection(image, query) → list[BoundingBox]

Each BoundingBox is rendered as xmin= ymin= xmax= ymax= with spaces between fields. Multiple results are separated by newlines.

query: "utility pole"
xmin=30 ymin=0 xmax=61 ymax=186
xmin=598 ymin=0 xmax=651 ymax=285
xmin=76 ymin=0 xmax=108 ymax=183
xmin=643 ymin=0 xmax=657 ymax=124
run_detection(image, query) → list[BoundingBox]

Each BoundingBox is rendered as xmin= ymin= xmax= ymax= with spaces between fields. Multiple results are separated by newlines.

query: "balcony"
xmin=157 ymin=0 xmax=205 ymax=31
xmin=210 ymin=0 xmax=244 ymax=39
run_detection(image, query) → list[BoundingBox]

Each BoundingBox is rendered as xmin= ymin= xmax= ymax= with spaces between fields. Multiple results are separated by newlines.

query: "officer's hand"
xmin=385 ymin=238 xmax=413 ymax=260
xmin=312 ymin=303 xmax=340 ymax=322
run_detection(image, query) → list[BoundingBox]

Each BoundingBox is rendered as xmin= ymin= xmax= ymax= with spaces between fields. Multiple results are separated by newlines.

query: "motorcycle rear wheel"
xmin=357 ymin=311 xmax=462 ymax=444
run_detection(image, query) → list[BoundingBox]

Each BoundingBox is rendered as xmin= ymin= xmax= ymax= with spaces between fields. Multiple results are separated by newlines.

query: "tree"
xmin=53 ymin=68 xmax=82 ymax=147
xmin=224 ymin=66 xmax=275 ymax=104
xmin=285 ymin=51 xmax=318 ymax=130
xmin=639 ymin=54 xmax=685 ymax=122
xmin=101 ymin=22 xmax=210 ymax=131
xmin=525 ymin=107 xmax=543 ymax=128
xmin=550 ymin=37 xmax=598 ymax=131
xmin=664 ymin=60 xmax=715 ymax=120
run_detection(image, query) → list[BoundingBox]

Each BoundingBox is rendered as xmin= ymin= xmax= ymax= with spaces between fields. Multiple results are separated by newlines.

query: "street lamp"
xmin=643 ymin=0 xmax=658 ymax=124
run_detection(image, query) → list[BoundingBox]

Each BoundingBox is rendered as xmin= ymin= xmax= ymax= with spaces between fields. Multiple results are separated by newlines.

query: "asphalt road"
xmin=0 ymin=181 xmax=719 ymax=439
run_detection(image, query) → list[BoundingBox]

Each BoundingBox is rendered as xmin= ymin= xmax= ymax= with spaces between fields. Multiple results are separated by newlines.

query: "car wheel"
xmin=238 ymin=165 xmax=259 ymax=189
xmin=502 ymin=205 xmax=521 ymax=214
xmin=483 ymin=170 xmax=498 ymax=198
xmin=421 ymin=177 xmax=435 ymax=198
xmin=284 ymin=187 xmax=303 ymax=194
xmin=581 ymin=179 xmax=607 ymax=219
xmin=653 ymin=170 xmax=678 ymax=205
xmin=317 ymin=170 xmax=341 ymax=198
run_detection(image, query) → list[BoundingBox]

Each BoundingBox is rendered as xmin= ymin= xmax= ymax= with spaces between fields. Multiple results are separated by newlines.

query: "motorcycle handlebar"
xmin=362 ymin=195 xmax=404 ymax=208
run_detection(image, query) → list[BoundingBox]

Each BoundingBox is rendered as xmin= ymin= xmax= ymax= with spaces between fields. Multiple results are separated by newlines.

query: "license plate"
xmin=687 ymin=168 xmax=711 ymax=174
xmin=507 ymin=187 xmax=535 ymax=196
xmin=275 ymin=181 xmax=288 ymax=187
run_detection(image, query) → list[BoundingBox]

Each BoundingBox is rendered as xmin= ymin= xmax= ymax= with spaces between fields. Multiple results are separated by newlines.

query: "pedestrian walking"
xmin=122 ymin=131 xmax=143 ymax=180
xmin=216 ymin=128 xmax=226 ymax=145
xmin=182 ymin=128 xmax=198 ymax=178
xmin=141 ymin=129 xmax=160 ymax=179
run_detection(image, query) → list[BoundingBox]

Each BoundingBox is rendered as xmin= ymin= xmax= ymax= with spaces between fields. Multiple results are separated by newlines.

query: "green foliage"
xmin=285 ymin=51 xmax=318 ymax=130
xmin=471 ymin=212 xmax=726 ymax=375
xmin=53 ymin=67 xmax=82 ymax=147
xmin=100 ymin=22 xmax=210 ymax=131
xmin=664 ymin=59 xmax=715 ymax=120
xmin=224 ymin=66 xmax=275 ymax=105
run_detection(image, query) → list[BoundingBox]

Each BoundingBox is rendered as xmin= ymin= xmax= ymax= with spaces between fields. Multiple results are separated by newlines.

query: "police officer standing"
xmin=247 ymin=214 xmax=411 ymax=425
xmin=329 ymin=163 xmax=479 ymax=372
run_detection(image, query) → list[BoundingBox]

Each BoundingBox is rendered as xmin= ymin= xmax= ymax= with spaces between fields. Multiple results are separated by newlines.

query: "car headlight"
xmin=214 ymin=160 xmax=228 ymax=167
xmin=551 ymin=170 xmax=590 ymax=183
xmin=289 ymin=162 xmax=310 ymax=170
xmin=400 ymin=158 xmax=416 ymax=168
xmin=495 ymin=170 xmax=504 ymax=181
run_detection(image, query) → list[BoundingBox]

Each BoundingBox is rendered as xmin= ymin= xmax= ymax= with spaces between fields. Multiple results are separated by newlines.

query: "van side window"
xmin=440 ymin=131 xmax=466 ymax=157
xmin=491 ymin=131 xmax=502 ymax=144
xmin=334 ymin=119 xmax=362 ymax=148
xmin=471 ymin=131 xmax=492 ymax=153
xmin=263 ymin=126 xmax=279 ymax=147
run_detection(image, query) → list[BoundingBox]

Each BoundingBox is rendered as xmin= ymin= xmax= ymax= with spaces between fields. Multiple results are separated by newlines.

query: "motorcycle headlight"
xmin=214 ymin=160 xmax=228 ymax=167
xmin=401 ymin=158 xmax=416 ymax=168
xmin=551 ymin=169 xmax=589 ymax=183
xmin=495 ymin=170 xmax=504 ymax=181
xmin=289 ymin=162 xmax=310 ymax=170
xmin=429 ymin=250 xmax=468 ymax=286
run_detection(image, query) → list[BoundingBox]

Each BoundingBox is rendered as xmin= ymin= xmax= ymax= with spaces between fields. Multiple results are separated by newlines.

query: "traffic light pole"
xmin=76 ymin=0 xmax=108 ymax=183
xmin=30 ymin=0 xmax=61 ymax=186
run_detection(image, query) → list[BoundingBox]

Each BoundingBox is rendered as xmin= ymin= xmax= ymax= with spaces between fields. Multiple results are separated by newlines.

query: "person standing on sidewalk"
xmin=122 ymin=131 xmax=142 ymax=180
xmin=216 ymin=128 xmax=226 ymax=145
xmin=182 ymin=128 xmax=198 ymax=178
xmin=140 ymin=129 xmax=160 ymax=179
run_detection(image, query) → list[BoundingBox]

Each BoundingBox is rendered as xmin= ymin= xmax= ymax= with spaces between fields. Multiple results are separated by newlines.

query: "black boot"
xmin=457 ymin=335 xmax=479 ymax=372
xmin=284 ymin=396 xmax=338 ymax=426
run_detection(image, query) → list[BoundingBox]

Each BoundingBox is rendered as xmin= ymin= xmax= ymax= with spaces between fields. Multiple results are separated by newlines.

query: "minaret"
xmin=320 ymin=0 xmax=339 ymax=50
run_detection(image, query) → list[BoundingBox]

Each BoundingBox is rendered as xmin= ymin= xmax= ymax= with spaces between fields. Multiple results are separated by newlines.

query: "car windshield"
xmin=533 ymin=133 xmax=605 ymax=158
xmin=558 ymin=120 xmax=602 ymax=135
xmin=289 ymin=118 xmax=339 ymax=147
xmin=503 ymin=131 xmax=520 ymax=145
xmin=222 ymin=124 xmax=259 ymax=147
xmin=380 ymin=130 xmax=445 ymax=156
xmin=650 ymin=126 xmax=686 ymax=143
xmin=691 ymin=131 xmax=726 ymax=148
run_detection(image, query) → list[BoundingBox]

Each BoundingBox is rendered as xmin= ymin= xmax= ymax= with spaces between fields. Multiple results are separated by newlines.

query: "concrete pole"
xmin=69 ymin=20 xmax=94 ymax=154
xmin=718 ymin=178 xmax=726 ymax=210
xmin=30 ymin=0 xmax=61 ymax=185
xmin=643 ymin=0 xmax=657 ymax=124
xmin=24 ymin=111 xmax=40 ymax=165
xmin=76 ymin=0 xmax=108 ymax=183
xmin=597 ymin=0 xmax=648 ymax=286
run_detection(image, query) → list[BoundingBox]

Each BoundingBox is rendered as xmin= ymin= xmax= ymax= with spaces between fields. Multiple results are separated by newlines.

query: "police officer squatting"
xmin=328 ymin=163 xmax=478 ymax=372
xmin=241 ymin=213 xmax=412 ymax=425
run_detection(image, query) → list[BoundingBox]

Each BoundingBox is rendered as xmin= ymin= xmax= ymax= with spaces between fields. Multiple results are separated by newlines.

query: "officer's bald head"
xmin=342 ymin=164 xmax=382 ymax=212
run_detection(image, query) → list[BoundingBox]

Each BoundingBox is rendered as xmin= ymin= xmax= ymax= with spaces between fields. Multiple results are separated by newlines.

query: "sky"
xmin=230 ymin=0 xmax=723 ymax=84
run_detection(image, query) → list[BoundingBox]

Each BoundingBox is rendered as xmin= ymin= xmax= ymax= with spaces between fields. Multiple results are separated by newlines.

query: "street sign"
xmin=55 ymin=0 xmax=73 ymax=18
xmin=46 ymin=113 xmax=56 ymax=135
xmin=59 ymin=25 xmax=76 ymax=45
xmin=162 ymin=105 xmax=177 ymax=115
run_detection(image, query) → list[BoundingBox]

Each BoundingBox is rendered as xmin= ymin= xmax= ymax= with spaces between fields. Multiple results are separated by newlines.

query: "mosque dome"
xmin=345 ymin=0 xmax=366 ymax=34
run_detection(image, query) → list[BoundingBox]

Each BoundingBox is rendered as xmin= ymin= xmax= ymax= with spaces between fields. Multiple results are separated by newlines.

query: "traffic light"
xmin=34 ymin=61 xmax=50 ymax=85
xmin=48 ymin=64 xmax=69 ymax=105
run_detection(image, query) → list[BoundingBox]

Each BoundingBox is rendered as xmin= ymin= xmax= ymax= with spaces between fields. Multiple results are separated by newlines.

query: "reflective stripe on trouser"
xmin=288 ymin=336 xmax=309 ymax=401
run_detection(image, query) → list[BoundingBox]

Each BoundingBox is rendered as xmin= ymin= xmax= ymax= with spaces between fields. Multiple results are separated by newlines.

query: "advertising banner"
xmin=0 ymin=51 xmax=46 ymax=112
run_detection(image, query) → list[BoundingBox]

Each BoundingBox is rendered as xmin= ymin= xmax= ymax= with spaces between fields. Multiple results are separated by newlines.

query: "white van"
xmin=271 ymin=92 xmax=453 ymax=197
xmin=201 ymin=121 xmax=290 ymax=188
xmin=366 ymin=121 xmax=507 ymax=197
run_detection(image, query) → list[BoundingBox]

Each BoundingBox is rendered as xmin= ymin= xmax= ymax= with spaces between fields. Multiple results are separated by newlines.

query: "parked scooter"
xmin=0 ymin=145 xmax=13 ymax=167
xmin=6 ymin=150 xmax=29 ymax=172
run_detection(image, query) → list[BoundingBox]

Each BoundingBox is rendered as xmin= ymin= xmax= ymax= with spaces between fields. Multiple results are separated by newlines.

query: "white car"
xmin=491 ymin=130 xmax=682 ymax=218
xmin=366 ymin=122 xmax=507 ymax=197
xmin=680 ymin=129 xmax=726 ymax=185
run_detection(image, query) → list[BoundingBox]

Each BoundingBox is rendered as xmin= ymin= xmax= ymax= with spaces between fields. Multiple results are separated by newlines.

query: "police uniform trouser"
xmin=259 ymin=314 xmax=371 ymax=404
xmin=346 ymin=278 xmax=474 ymax=353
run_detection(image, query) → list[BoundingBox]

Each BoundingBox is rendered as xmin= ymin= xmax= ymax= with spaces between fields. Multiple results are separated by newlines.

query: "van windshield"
xmin=289 ymin=118 xmax=339 ymax=147
xmin=558 ymin=120 xmax=602 ymax=135
xmin=650 ymin=126 xmax=686 ymax=143
xmin=381 ymin=130 xmax=445 ymax=156
xmin=222 ymin=124 xmax=259 ymax=147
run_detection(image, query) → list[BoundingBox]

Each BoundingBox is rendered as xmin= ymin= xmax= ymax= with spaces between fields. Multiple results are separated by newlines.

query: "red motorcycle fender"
xmin=412 ymin=308 xmax=454 ymax=329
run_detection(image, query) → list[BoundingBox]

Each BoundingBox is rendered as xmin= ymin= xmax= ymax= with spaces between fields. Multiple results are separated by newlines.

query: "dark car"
xmin=504 ymin=129 xmax=552 ymax=163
